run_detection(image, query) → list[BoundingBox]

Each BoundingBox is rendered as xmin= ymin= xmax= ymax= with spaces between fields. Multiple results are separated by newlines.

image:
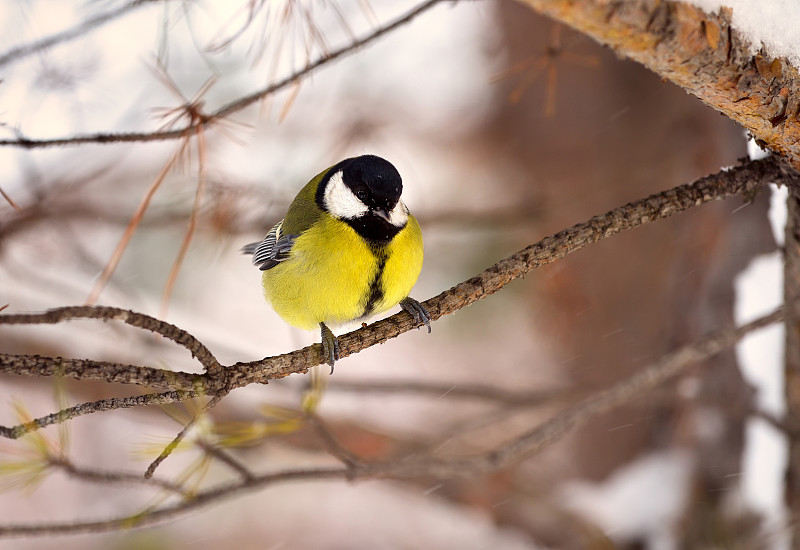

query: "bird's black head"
xmin=317 ymin=155 xmax=408 ymax=245
xmin=340 ymin=155 xmax=402 ymax=212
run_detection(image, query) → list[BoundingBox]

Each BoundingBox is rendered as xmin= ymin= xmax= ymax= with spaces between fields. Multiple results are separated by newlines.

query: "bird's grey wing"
xmin=241 ymin=220 xmax=297 ymax=271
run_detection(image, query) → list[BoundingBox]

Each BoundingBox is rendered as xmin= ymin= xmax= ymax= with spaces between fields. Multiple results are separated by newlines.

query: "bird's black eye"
xmin=355 ymin=189 xmax=368 ymax=201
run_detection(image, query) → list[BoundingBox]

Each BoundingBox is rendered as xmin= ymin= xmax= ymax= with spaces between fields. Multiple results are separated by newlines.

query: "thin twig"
xmin=749 ymin=407 xmax=800 ymax=436
xmin=0 ymin=466 xmax=348 ymax=536
xmin=360 ymin=305 xmax=791 ymax=478
xmin=195 ymin=441 xmax=254 ymax=481
xmin=307 ymin=414 xmax=361 ymax=470
xmin=0 ymin=0 xmax=166 ymax=70
xmin=50 ymin=457 xmax=188 ymax=496
xmin=0 ymin=185 xmax=21 ymax=210
xmin=487 ymin=307 xmax=789 ymax=470
xmin=144 ymin=393 xmax=228 ymax=478
xmin=329 ymin=379 xmax=572 ymax=406
xmin=0 ymin=391 xmax=198 ymax=440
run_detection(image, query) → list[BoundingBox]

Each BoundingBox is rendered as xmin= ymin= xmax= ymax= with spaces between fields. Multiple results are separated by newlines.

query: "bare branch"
xmin=0 ymin=0 xmax=167 ymax=70
xmin=2 ymin=157 xmax=795 ymax=397
xmin=486 ymin=307 xmax=787 ymax=470
xmin=0 ymin=0 xmax=447 ymax=149
xmin=0 ymin=303 xmax=785 ymax=537
xmin=748 ymin=407 xmax=800 ymax=436
xmin=307 ymin=414 xmax=361 ymax=470
xmin=0 ymin=306 xmax=222 ymax=377
xmin=223 ymin=156 xmax=799 ymax=386
xmin=328 ymin=379 xmax=573 ymax=406
xmin=144 ymin=392 xmax=228 ymax=478
xmin=0 ymin=185 xmax=21 ymax=210
xmin=0 ymin=466 xmax=348 ymax=537
xmin=0 ymin=390 xmax=198 ymax=440
xmin=49 ymin=457 xmax=188 ymax=497
xmin=0 ymin=354 xmax=202 ymax=391
xmin=364 ymin=305 xmax=790 ymax=480
xmin=195 ymin=441 xmax=255 ymax=482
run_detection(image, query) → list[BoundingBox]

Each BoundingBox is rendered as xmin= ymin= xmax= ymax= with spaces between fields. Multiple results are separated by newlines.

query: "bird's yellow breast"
xmin=262 ymin=214 xmax=423 ymax=330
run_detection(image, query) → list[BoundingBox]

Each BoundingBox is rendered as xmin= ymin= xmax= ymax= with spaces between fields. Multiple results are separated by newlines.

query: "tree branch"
xmin=0 ymin=354 xmax=203 ymax=392
xmin=0 ymin=306 xmax=222 ymax=378
xmin=224 ymin=156 xmax=799 ymax=386
xmin=514 ymin=0 xmax=800 ymax=169
xmin=1 ymin=157 xmax=796 ymax=400
xmin=0 ymin=0 xmax=167 ymax=70
xmin=0 ymin=466 xmax=348 ymax=537
xmin=0 ymin=391 xmax=198 ymax=440
xmin=49 ymin=457 xmax=188 ymax=497
xmin=0 ymin=303 xmax=785 ymax=537
xmin=364 ymin=304 xmax=790 ymax=479
xmin=328 ymin=379 xmax=571 ymax=405
xmin=195 ymin=441 xmax=255 ymax=482
xmin=144 ymin=393 xmax=228 ymax=478
xmin=0 ymin=0 xmax=447 ymax=149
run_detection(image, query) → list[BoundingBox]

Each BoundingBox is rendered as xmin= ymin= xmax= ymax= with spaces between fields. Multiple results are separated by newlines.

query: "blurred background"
xmin=0 ymin=0 xmax=779 ymax=548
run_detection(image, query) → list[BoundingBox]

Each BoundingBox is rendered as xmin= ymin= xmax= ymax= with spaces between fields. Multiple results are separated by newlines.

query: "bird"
xmin=242 ymin=154 xmax=430 ymax=371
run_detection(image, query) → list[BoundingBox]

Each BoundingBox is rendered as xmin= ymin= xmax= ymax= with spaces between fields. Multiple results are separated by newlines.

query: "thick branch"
xmin=515 ymin=0 xmax=800 ymax=169
xmin=225 ymin=156 xmax=798 ymax=386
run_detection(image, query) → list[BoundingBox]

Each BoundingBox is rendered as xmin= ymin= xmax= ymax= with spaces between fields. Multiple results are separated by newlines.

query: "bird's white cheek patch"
xmin=389 ymin=200 xmax=409 ymax=227
xmin=324 ymin=171 xmax=368 ymax=219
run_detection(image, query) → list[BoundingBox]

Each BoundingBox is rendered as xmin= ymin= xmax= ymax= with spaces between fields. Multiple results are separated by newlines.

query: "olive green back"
xmin=281 ymin=166 xmax=331 ymax=235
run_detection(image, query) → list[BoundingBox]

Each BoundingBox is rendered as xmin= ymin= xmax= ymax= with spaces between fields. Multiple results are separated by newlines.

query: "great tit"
xmin=243 ymin=154 xmax=430 ymax=370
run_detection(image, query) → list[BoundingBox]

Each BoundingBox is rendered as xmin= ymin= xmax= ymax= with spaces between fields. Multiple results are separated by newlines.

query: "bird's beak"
xmin=373 ymin=207 xmax=391 ymax=223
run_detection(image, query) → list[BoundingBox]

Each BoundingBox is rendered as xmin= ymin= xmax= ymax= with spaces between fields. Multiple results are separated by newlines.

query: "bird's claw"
xmin=319 ymin=323 xmax=340 ymax=374
xmin=400 ymin=297 xmax=431 ymax=334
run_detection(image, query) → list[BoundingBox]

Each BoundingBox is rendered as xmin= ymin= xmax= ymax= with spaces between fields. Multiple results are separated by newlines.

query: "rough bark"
xmin=515 ymin=0 xmax=800 ymax=169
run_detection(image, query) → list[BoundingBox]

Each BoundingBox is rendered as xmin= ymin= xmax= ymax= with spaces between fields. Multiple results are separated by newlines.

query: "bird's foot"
xmin=319 ymin=323 xmax=340 ymax=374
xmin=400 ymin=297 xmax=431 ymax=333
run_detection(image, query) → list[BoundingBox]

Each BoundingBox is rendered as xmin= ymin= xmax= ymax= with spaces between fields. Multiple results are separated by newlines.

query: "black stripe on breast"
xmin=362 ymin=247 xmax=388 ymax=317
